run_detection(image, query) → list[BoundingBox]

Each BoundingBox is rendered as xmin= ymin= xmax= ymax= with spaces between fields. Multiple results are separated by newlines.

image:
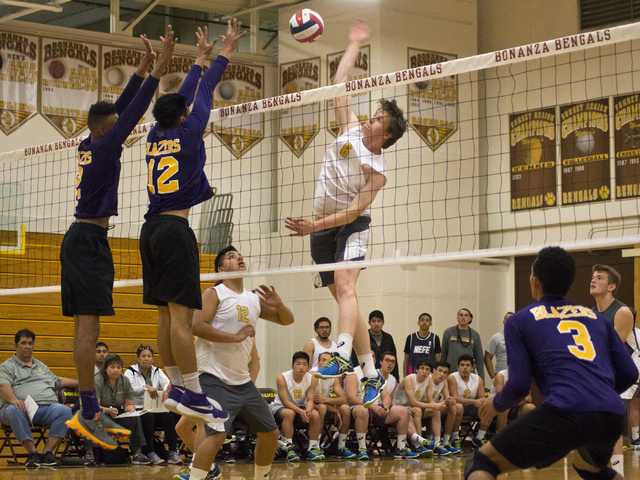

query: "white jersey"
xmin=310 ymin=338 xmax=337 ymax=370
xmin=273 ymin=370 xmax=313 ymax=408
xmin=489 ymin=369 xmax=509 ymax=398
xmin=317 ymin=377 xmax=335 ymax=399
xmin=451 ymin=371 xmax=480 ymax=399
xmin=621 ymin=328 xmax=640 ymax=400
xmin=195 ymin=284 xmax=261 ymax=385
xmin=393 ymin=373 xmax=429 ymax=407
xmin=353 ymin=366 xmax=365 ymax=401
xmin=431 ymin=378 xmax=445 ymax=401
xmin=313 ymin=126 xmax=386 ymax=218
xmin=378 ymin=373 xmax=397 ymax=405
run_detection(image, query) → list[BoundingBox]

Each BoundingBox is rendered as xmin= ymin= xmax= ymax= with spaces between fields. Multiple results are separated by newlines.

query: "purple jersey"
xmin=493 ymin=295 xmax=638 ymax=415
xmin=75 ymin=74 xmax=159 ymax=219
xmin=144 ymin=57 xmax=229 ymax=218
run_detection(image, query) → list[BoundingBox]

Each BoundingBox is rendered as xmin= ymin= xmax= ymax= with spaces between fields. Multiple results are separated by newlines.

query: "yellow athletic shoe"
xmin=65 ymin=412 xmax=119 ymax=449
xmin=101 ymin=413 xmax=131 ymax=439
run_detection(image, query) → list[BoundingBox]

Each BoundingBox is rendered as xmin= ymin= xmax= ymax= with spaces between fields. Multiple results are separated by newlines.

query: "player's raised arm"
xmin=150 ymin=26 xmax=178 ymax=80
xmin=135 ymin=34 xmax=156 ymax=78
xmin=334 ymin=19 xmax=369 ymax=136
xmin=195 ymin=26 xmax=217 ymax=67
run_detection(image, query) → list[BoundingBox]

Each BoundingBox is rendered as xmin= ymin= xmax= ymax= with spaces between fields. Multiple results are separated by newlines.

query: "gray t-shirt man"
xmin=485 ymin=331 xmax=507 ymax=373
xmin=0 ymin=354 xmax=62 ymax=407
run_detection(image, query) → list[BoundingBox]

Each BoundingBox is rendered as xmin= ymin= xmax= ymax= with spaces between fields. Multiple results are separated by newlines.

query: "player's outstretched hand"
xmin=151 ymin=25 xmax=178 ymax=79
xmin=256 ymin=285 xmax=283 ymax=307
xmin=285 ymin=217 xmax=315 ymax=237
xmin=349 ymin=19 xmax=370 ymax=44
xmin=220 ymin=18 xmax=247 ymax=58
xmin=195 ymin=26 xmax=217 ymax=65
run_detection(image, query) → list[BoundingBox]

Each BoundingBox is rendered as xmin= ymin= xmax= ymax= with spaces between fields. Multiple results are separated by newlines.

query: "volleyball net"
xmin=2 ymin=22 xmax=640 ymax=293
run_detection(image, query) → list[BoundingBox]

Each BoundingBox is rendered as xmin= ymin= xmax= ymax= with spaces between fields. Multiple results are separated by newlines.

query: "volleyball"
xmin=289 ymin=9 xmax=324 ymax=43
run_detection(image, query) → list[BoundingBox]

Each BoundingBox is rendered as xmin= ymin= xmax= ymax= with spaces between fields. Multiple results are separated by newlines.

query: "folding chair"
xmin=0 ymin=422 xmax=48 ymax=465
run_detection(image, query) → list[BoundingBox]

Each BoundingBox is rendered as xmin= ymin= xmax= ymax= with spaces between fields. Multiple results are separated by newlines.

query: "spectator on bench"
xmin=271 ymin=352 xmax=323 ymax=461
xmin=347 ymin=352 xmax=420 ymax=460
xmin=125 ymin=345 xmax=182 ymax=465
xmin=303 ymin=318 xmax=337 ymax=371
xmin=86 ymin=353 xmax=152 ymax=466
xmin=430 ymin=361 xmax=462 ymax=454
xmin=95 ymin=342 xmax=109 ymax=375
xmin=0 ymin=328 xmax=78 ymax=467
xmin=311 ymin=351 xmax=355 ymax=458
xmin=489 ymin=367 xmax=535 ymax=431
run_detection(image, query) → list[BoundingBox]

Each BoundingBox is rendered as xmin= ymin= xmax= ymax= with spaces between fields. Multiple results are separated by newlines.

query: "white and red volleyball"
xmin=289 ymin=9 xmax=324 ymax=43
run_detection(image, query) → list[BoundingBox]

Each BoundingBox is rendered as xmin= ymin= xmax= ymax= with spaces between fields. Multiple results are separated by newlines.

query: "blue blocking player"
xmin=465 ymin=247 xmax=638 ymax=480
xmin=62 ymin=28 xmax=177 ymax=449
xmin=140 ymin=20 xmax=246 ymax=424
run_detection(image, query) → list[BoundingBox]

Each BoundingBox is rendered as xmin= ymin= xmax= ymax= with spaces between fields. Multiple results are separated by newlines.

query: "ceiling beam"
xmin=122 ymin=0 xmax=162 ymax=35
xmin=0 ymin=0 xmax=71 ymax=23
xmin=226 ymin=0 xmax=298 ymax=18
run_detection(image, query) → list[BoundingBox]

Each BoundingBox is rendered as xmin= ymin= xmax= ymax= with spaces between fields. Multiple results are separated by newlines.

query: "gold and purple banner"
xmin=510 ymin=108 xmax=557 ymax=211
xmin=326 ymin=45 xmax=370 ymax=138
xmin=212 ymin=62 xmax=264 ymax=158
xmin=560 ymin=99 xmax=610 ymax=205
xmin=614 ymin=94 xmax=640 ymax=199
xmin=407 ymin=48 xmax=458 ymax=151
xmin=279 ymin=57 xmax=320 ymax=157
xmin=40 ymin=37 xmax=98 ymax=138
xmin=0 ymin=32 xmax=38 ymax=135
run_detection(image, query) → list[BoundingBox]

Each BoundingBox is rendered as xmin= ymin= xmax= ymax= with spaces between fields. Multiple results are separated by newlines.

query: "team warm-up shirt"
xmin=195 ymin=283 xmax=261 ymax=385
xmin=404 ymin=332 xmax=441 ymax=373
xmin=312 ymin=126 xmax=386 ymax=219
xmin=75 ymin=73 xmax=159 ymax=219
xmin=493 ymin=295 xmax=638 ymax=415
xmin=145 ymin=57 xmax=229 ymax=218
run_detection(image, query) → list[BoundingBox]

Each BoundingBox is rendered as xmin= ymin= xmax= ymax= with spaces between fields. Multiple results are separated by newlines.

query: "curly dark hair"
xmin=378 ymin=98 xmax=407 ymax=149
xmin=532 ymin=246 xmax=576 ymax=296
xmin=87 ymin=101 xmax=117 ymax=132
xmin=152 ymin=93 xmax=189 ymax=129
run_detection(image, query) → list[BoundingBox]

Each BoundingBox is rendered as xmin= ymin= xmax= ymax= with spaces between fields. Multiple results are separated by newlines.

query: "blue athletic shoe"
xmin=471 ymin=437 xmax=487 ymax=449
xmin=336 ymin=447 xmax=357 ymax=459
xmin=357 ymin=448 xmax=369 ymax=460
xmin=314 ymin=353 xmax=354 ymax=379
xmin=445 ymin=441 xmax=462 ymax=454
xmin=173 ymin=467 xmax=190 ymax=480
xmin=308 ymin=448 xmax=325 ymax=461
xmin=177 ymin=389 xmax=229 ymax=424
xmin=164 ymin=384 xmax=185 ymax=415
xmin=286 ymin=450 xmax=300 ymax=462
xmin=433 ymin=443 xmax=452 ymax=456
xmin=362 ymin=372 xmax=386 ymax=407
xmin=393 ymin=447 xmax=420 ymax=459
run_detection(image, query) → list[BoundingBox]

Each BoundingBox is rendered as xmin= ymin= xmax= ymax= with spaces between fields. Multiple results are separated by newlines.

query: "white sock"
xmin=411 ymin=433 xmax=425 ymax=447
xmin=255 ymin=464 xmax=271 ymax=479
xmin=477 ymin=430 xmax=486 ymax=441
xmin=165 ymin=366 xmax=184 ymax=387
xmin=359 ymin=354 xmax=377 ymax=378
xmin=357 ymin=434 xmax=366 ymax=450
xmin=336 ymin=334 xmax=353 ymax=359
xmin=338 ymin=433 xmax=347 ymax=450
xmin=189 ymin=453 xmax=195 ymax=469
xmin=611 ymin=454 xmax=623 ymax=475
xmin=190 ymin=468 xmax=208 ymax=480
xmin=284 ymin=437 xmax=292 ymax=444
xmin=443 ymin=434 xmax=451 ymax=444
xmin=434 ymin=436 xmax=441 ymax=445
xmin=183 ymin=372 xmax=203 ymax=394
xmin=632 ymin=426 xmax=639 ymax=440
xmin=308 ymin=440 xmax=319 ymax=451
xmin=396 ymin=434 xmax=407 ymax=450
xmin=451 ymin=431 xmax=460 ymax=440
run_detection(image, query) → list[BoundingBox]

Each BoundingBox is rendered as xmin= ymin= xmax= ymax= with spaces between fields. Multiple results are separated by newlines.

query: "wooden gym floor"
xmin=1 ymin=450 xmax=639 ymax=480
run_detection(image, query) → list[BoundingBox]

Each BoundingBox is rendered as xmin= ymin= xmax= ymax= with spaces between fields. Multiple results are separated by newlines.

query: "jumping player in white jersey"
xmin=187 ymin=246 xmax=294 ymax=480
xmin=284 ymin=19 xmax=407 ymax=408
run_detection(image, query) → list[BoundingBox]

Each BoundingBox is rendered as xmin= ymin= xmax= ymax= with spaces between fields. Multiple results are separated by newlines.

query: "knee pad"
xmin=464 ymin=450 xmax=501 ymax=480
xmin=573 ymin=466 xmax=617 ymax=480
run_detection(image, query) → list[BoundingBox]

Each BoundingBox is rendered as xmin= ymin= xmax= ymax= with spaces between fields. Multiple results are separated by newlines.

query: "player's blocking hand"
xmin=220 ymin=18 xmax=248 ymax=57
xmin=195 ymin=26 xmax=217 ymax=62
xmin=349 ymin=19 xmax=370 ymax=44
xmin=285 ymin=217 xmax=316 ymax=236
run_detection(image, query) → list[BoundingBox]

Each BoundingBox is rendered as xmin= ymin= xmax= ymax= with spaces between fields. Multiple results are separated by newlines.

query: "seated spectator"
xmin=484 ymin=313 xmax=511 ymax=381
xmin=124 ymin=345 xmax=182 ymax=465
xmin=447 ymin=354 xmax=491 ymax=449
xmin=403 ymin=313 xmax=441 ymax=375
xmin=311 ymin=352 xmax=354 ymax=458
xmin=368 ymin=311 xmax=399 ymax=380
xmin=489 ymin=368 xmax=534 ymax=431
xmin=95 ymin=342 xmax=109 ymax=375
xmin=393 ymin=358 xmax=449 ymax=455
xmin=0 ymin=329 xmax=78 ymax=467
xmin=271 ymin=352 xmax=323 ymax=461
xmin=441 ymin=309 xmax=484 ymax=379
xmin=86 ymin=353 xmax=152 ymax=465
xmin=430 ymin=361 xmax=461 ymax=454
xmin=303 ymin=318 xmax=337 ymax=370
xmin=347 ymin=352 xmax=419 ymax=460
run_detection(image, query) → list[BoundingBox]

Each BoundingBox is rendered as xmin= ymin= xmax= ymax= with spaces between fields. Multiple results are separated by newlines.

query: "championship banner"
xmin=0 ymin=32 xmax=38 ymax=135
xmin=560 ymin=99 xmax=610 ymax=205
xmin=212 ymin=62 xmax=264 ymax=158
xmin=40 ymin=38 xmax=98 ymax=138
xmin=326 ymin=46 xmax=370 ymax=137
xmin=102 ymin=47 xmax=154 ymax=147
xmin=158 ymin=56 xmax=207 ymax=97
xmin=510 ymin=108 xmax=557 ymax=211
xmin=279 ymin=57 xmax=320 ymax=157
xmin=407 ymin=48 xmax=457 ymax=151
xmin=614 ymin=94 xmax=640 ymax=199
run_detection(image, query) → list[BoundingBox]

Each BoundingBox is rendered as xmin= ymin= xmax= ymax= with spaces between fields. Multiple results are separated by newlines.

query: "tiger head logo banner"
xmin=40 ymin=38 xmax=99 ymax=138
xmin=279 ymin=57 xmax=320 ymax=157
xmin=0 ymin=32 xmax=38 ymax=135
xmin=212 ymin=62 xmax=264 ymax=158
xmin=407 ymin=48 xmax=458 ymax=151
